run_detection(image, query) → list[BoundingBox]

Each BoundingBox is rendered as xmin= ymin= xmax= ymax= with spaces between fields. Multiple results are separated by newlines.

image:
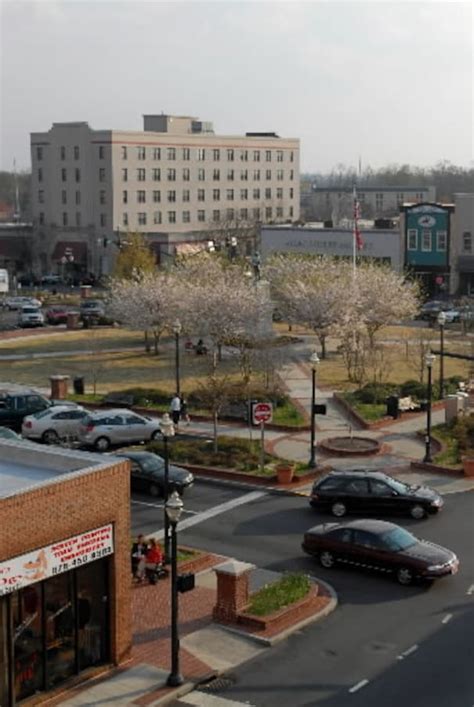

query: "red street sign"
xmin=435 ymin=276 xmax=444 ymax=285
xmin=252 ymin=402 xmax=273 ymax=425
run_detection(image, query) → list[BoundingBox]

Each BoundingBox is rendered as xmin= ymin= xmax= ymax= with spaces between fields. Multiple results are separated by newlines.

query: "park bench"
xmin=398 ymin=396 xmax=418 ymax=412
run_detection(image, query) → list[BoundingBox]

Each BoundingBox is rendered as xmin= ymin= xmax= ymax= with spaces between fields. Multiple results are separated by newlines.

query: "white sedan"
xmin=22 ymin=405 xmax=88 ymax=444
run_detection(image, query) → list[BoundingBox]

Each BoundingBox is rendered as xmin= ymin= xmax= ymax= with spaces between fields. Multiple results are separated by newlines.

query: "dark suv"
xmin=0 ymin=388 xmax=51 ymax=431
xmin=309 ymin=470 xmax=443 ymax=520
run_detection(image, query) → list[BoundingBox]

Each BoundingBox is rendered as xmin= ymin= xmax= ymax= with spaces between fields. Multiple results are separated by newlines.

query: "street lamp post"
xmin=423 ymin=353 xmax=436 ymax=463
xmin=437 ymin=311 xmax=446 ymax=400
xmin=166 ymin=490 xmax=184 ymax=688
xmin=173 ymin=319 xmax=182 ymax=397
xmin=309 ymin=351 xmax=320 ymax=468
xmin=159 ymin=413 xmax=175 ymax=562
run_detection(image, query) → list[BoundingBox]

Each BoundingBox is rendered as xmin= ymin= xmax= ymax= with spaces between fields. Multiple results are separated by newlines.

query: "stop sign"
xmin=252 ymin=402 xmax=273 ymax=425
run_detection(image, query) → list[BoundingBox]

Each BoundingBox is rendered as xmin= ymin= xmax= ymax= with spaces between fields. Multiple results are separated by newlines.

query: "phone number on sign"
xmin=52 ymin=546 xmax=113 ymax=575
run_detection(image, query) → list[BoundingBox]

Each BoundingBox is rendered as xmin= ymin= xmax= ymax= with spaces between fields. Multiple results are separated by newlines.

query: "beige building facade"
xmin=30 ymin=116 xmax=300 ymax=276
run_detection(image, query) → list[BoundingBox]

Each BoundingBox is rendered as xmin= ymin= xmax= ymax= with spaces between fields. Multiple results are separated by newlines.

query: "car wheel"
xmin=396 ymin=567 xmax=414 ymax=586
xmin=42 ymin=429 xmax=59 ymax=445
xmin=410 ymin=504 xmax=426 ymax=520
xmin=331 ymin=502 xmax=347 ymax=518
xmin=94 ymin=436 xmax=110 ymax=452
xmin=150 ymin=430 xmax=161 ymax=441
xmin=319 ymin=551 xmax=336 ymax=569
xmin=149 ymin=483 xmax=162 ymax=497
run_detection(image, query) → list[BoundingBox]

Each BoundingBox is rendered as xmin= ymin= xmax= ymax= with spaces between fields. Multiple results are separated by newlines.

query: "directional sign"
xmin=252 ymin=401 xmax=273 ymax=425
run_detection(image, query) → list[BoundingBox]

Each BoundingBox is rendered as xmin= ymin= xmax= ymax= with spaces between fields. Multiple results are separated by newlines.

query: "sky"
xmin=0 ymin=0 xmax=472 ymax=174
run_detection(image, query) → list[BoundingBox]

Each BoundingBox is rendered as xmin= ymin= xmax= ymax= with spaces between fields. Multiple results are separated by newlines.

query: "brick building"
xmin=0 ymin=441 xmax=131 ymax=705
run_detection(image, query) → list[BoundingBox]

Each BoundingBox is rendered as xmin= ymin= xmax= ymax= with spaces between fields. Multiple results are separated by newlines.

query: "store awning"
xmin=51 ymin=241 xmax=88 ymax=262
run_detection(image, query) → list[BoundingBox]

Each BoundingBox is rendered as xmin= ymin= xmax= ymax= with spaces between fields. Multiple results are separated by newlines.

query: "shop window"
xmin=407 ymin=229 xmax=417 ymax=250
xmin=463 ymin=231 xmax=472 ymax=253
xmin=45 ymin=573 xmax=76 ymax=689
xmin=12 ymin=585 xmax=44 ymax=702
xmin=436 ymin=230 xmax=447 ymax=252
xmin=421 ymin=229 xmax=432 ymax=251
xmin=76 ymin=562 xmax=108 ymax=670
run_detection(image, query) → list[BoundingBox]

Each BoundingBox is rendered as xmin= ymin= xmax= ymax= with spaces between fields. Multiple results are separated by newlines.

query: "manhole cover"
xmin=199 ymin=675 xmax=237 ymax=692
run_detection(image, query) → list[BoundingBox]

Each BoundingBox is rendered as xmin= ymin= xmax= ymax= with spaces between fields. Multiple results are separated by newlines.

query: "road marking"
xmin=131 ymin=499 xmax=198 ymax=514
xmin=397 ymin=644 xmax=418 ymax=660
xmin=467 ymin=584 xmax=474 ymax=595
xmin=442 ymin=613 xmax=453 ymax=624
xmin=348 ymin=679 xmax=369 ymax=693
xmin=179 ymin=692 xmax=256 ymax=706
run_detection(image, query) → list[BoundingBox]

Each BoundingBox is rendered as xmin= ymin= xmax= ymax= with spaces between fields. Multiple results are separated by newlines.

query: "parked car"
xmin=41 ymin=274 xmax=62 ymax=285
xmin=0 ymin=387 xmax=52 ymax=431
xmin=18 ymin=305 xmax=45 ymax=328
xmin=22 ymin=404 xmax=88 ymax=444
xmin=4 ymin=296 xmax=42 ymax=311
xmin=115 ymin=450 xmax=194 ymax=496
xmin=78 ymin=409 xmax=161 ymax=451
xmin=309 ymin=470 xmax=443 ymax=520
xmin=45 ymin=306 xmax=70 ymax=325
xmin=302 ymin=518 xmax=459 ymax=585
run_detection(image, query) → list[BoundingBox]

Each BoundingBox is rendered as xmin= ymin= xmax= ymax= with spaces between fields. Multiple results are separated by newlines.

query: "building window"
xmin=37 ymin=146 xmax=43 ymax=160
xmin=75 ymin=190 xmax=81 ymax=205
xmin=168 ymin=211 xmax=176 ymax=223
xmin=61 ymin=190 xmax=67 ymax=205
xmin=100 ymin=190 xmax=106 ymax=205
xmin=137 ymin=190 xmax=146 ymax=203
xmin=227 ymin=169 xmax=234 ymax=181
xmin=183 ymin=168 xmax=190 ymax=181
xmin=240 ymin=207 xmax=248 ymax=219
xmin=138 ymin=212 xmax=147 ymax=225
xmin=254 ymin=170 xmax=260 ymax=181
xmin=153 ymin=147 xmax=161 ymax=160
xmin=137 ymin=168 xmax=146 ymax=181
xmin=198 ymin=168 xmax=205 ymax=181
xmin=73 ymin=145 xmax=80 ymax=160
xmin=463 ymin=231 xmax=472 ymax=253
xmin=289 ymin=187 xmax=294 ymax=199
xmin=240 ymin=150 xmax=248 ymax=162
xmin=182 ymin=189 xmax=190 ymax=202
xmin=253 ymin=207 xmax=261 ymax=219
xmin=265 ymin=207 xmax=272 ymax=219
xmin=39 ymin=211 xmax=45 ymax=224
xmin=375 ymin=193 xmax=384 ymax=210
xmin=265 ymin=188 xmax=272 ymax=199
xmin=421 ymin=229 xmax=432 ymax=251
xmin=99 ymin=168 xmax=106 ymax=182
xmin=167 ymin=147 xmax=176 ymax=160
xmin=227 ymin=149 xmax=234 ymax=161
xmin=265 ymin=170 xmax=271 ymax=180
xmin=437 ymin=230 xmax=447 ymax=251
xmin=290 ymin=151 xmax=294 ymax=162
xmin=198 ymin=189 xmax=205 ymax=202
xmin=137 ymin=146 xmax=146 ymax=160
xmin=62 ymin=212 xmax=68 ymax=226
xmin=154 ymin=211 xmax=162 ymax=224
xmin=276 ymin=150 xmax=283 ymax=162
xmin=152 ymin=168 xmax=161 ymax=181
xmin=213 ymin=149 xmax=220 ymax=161
xmin=416 ymin=192 xmax=423 ymax=201
xmin=213 ymin=169 xmax=220 ymax=181
xmin=99 ymin=146 xmax=105 ymax=159
xmin=182 ymin=211 xmax=190 ymax=223
xmin=197 ymin=148 xmax=206 ymax=161
xmin=38 ymin=190 xmax=44 ymax=204
xmin=122 ymin=146 xmax=128 ymax=160
xmin=253 ymin=188 xmax=260 ymax=200
xmin=153 ymin=190 xmax=160 ymax=203
xmin=226 ymin=189 xmax=234 ymax=201
xmin=60 ymin=146 xmax=66 ymax=160
xmin=213 ymin=189 xmax=220 ymax=201
xmin=75 ymin=168 xmax=81 ymax=183
xmin=213 ymin=209 xmax=220 ymax=222
xmin=122 ymin=168 xmax=128 ymax=181
xmin=289 ymin=206 xmax=294 ymax=217
xmin=289 ymin=170 xmax=294 ymax=180
xmin=253 ymin=150 xmax=260 ymax=162
xmin=277 ymin=169 xmax=283 ymax=181
xmin=76 ymin=211 xmax=81 ymax=226
xmin=100 ymin=213 xmax=107 ymax=226
xmin=227 ymin=208 xmax=235 ymax=220
xmin=241 ymin=170 xmax=248 ymax=181
xmin=123 ymin=212 xmax=129 ymax=226
xmin=38 ymin=168 xmax=43 ymax=182
xmin=276 ymin=187 xmax=283 ymax=199
xmin=167 ymin=168 xmax=176 ymax=181
xmin=168 ymin=190 xmax=176 ymax=203
xmin=240 ymin=189 xmax=248 ymax=200
xmin=197 ymin=209 xmax=206 ymax=222
xmin=182 ymin=147 xmax=190 ymax=161
xmin=276 ymin=206 xmax=283 ymax=218
xmin=407 ymin=229 xmax=417 ymax=250
xmin=61 ymin=168 xmax=67 ymax=182
xmin=265 ymin=150 xmax=272 ymax=162
xmin=123 ymin=190 xmax=128 ymax=204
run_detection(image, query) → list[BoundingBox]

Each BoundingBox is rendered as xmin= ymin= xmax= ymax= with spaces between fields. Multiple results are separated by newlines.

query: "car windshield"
xmin=140 ymin=456 xmax=164 ymax=472
xmin=22 ymin=307 xmax=38 ymax=314
xmin=381 ymin=527 xmax=417 ymax=551
xmin=385 ymin=477 xmax=411 ymax=494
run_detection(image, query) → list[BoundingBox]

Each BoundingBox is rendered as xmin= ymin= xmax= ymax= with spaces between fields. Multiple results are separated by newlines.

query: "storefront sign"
xmin=0 ymin=523 xmax=114 ymax=596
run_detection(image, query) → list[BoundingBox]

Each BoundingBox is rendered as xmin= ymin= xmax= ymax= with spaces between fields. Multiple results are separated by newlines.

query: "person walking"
xmin=180 ymin=396 xmax=190 ymax=425
xmin=170 ymin=393 xmax=181 ymax=426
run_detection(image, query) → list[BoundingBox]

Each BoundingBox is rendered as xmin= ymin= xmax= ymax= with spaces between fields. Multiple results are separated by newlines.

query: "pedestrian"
xmin=131 ymin=534 xmax=148 ymax=581
xmin=170 ymin=393 xmax=181 ymax=426
xmin=180 ymin=396 xmax=190 ymax=425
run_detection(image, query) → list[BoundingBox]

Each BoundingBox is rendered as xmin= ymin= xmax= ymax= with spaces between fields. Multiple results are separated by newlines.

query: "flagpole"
xmin=352 ymin=185 xmax=357 ymax=279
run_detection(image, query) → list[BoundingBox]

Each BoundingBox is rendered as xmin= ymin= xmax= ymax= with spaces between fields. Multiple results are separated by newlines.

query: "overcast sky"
xmin=0 ymin=0 xmax=472 ymax=173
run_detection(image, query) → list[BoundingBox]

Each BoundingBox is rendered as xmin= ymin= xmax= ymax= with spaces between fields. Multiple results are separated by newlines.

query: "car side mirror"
xmin=391 ymin=490 xmax=398 ymax=496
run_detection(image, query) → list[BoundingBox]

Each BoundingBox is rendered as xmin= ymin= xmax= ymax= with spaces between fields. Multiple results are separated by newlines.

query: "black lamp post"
xmin=173 ymin=319 xmax=182 ymax=397
xmin=309 ymin=351 xmax=320 ymax=468
xmin=159 ymin=413 xmax=175 ymax=562
xmin=437 ymin=310 xmax=446 ymax=400
xmin=166 ymin=489 xmax=184 ymax=688
xmin=423 ymin=353 xmax=436 ymax=463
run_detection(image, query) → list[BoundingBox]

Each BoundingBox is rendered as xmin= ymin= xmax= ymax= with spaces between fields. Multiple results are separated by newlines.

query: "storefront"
xmin=0 ymin=442 xmax=132 ymax=706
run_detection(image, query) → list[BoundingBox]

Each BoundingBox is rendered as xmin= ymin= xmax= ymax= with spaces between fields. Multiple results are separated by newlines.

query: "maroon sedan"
xmin=45 ymin=306 xmax=69 ymax=325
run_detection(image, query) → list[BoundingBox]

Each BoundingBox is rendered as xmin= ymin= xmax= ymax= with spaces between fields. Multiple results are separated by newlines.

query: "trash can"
xmin=386 ymin=395 xmax=399 ymax=419
xmin=73 ymin=376 xmax=85 ymax=395
xmin=66 ymin=312 xmax=80 ymax=330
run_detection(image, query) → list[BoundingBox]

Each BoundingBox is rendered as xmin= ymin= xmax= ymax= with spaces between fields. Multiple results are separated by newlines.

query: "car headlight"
xmin=427 ymin=564 xmax=445 ymax=571
xmin=431 ymin=498 xmax=442 ymax=506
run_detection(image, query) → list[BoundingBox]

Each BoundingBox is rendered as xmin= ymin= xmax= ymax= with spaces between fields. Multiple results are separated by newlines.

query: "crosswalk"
xmin=176 ymin=691 xmax=256 ymax=706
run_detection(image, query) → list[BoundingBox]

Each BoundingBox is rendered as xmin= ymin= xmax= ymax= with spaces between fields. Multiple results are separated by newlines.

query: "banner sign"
xmin=0 ymin=523 xmax=114 ymax=596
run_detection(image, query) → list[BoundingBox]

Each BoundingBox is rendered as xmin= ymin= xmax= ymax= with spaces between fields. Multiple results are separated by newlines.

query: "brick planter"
xmin=181 ymin=463 xmax=321 ymax=487
xmin=238 ymin=583 xmax=318 ymax=632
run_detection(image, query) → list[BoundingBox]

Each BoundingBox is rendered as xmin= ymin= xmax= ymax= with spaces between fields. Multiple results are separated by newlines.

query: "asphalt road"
xmin=169 ymin=487 xmax=474 ymax=707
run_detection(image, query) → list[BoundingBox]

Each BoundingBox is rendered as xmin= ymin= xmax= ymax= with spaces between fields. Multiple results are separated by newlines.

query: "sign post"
xmin=251 ymin=402 xmax=273 ymax=474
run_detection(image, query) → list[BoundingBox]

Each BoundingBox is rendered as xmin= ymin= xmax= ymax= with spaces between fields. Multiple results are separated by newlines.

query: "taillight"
xmin=86 ymin=423 xmax=95 ymax=432
xmin=24 ymin=421 xmax=32 ymax=429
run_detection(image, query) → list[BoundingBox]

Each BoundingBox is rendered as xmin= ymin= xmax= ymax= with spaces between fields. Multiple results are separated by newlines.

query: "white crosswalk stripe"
xmin=178 ymin=691 xmax=256 ymax=706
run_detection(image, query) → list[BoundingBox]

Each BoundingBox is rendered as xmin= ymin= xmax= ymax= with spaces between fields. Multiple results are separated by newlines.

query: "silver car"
xmin=22 ymin=404 xmax=88 ymax=444
xmin=5 ymin=296 xmax=42 ymax=310
xmin=18 ymin=305 xmax=45 ymax=328
xmin=78 ymin=409 xmax=161 ymax=451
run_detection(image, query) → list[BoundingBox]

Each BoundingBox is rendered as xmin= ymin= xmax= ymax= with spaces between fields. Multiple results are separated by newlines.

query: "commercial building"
xmin=451 ymin=193 xmax=474 ymax=295
xmin=30 ymin=115 xmax=300 ymax=276
xmin=0 ymin=441 xmax=131 ymax=705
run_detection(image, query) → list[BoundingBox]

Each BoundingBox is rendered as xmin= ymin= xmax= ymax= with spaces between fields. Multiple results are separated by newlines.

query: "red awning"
xmin=51 ymin=241 xmax=88 ymax=262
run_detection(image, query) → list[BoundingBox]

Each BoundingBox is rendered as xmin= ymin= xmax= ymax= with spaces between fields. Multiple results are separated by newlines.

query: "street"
xmin=155 ymin=481 xmax=474 ymax=707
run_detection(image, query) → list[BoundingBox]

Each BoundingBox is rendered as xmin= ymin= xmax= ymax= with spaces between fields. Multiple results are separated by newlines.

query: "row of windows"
xmin=123 ymin=205 xmax=293 ymax=226
xmin=121 ymin=167 xmax=294 ymax=182
xmin=407 ymin=229 xmax=447 ymax=252
xmin=122 ymin=187 xmax=293 ymax=204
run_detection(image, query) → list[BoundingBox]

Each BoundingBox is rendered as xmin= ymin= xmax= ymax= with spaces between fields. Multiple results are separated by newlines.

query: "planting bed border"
xmin=180 ymin=463 xmax=321 ymax=487
xmin=333 ymin=392 xmax=445 ymax=430
xmin=318 ymin=436 xmax=381 ymax=457
xmin=238 ymin=583 xmax=318 ymax=631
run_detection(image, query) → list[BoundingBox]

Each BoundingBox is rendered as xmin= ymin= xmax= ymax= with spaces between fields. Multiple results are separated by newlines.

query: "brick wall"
xmin=0 ymin=459 xmax=132 ymax=664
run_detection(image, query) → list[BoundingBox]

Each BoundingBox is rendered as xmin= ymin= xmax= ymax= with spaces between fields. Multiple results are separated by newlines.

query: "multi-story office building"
xmin=30 ymin=115 xmax=300 ymax=276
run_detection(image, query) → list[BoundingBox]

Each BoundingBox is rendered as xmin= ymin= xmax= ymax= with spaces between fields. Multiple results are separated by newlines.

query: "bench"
xmin=398 ymin=396 xmax=418 ymax=412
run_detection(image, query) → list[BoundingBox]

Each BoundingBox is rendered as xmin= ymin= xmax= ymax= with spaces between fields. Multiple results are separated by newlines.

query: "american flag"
xmin=353 ymin=187 xmax=363 ymax=251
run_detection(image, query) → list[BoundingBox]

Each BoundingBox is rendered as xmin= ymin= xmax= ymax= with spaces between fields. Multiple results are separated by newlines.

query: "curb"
xmin=196 ymin=473 xmax=315 ymax=498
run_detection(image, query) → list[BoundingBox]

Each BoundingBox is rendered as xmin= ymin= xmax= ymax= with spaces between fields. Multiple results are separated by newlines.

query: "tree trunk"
xmin=320 ymin=335 xmax=327 ymax=360
xmin=217 ymin=343 xmax=222 ymax=362
xmin=144 ymin=330 xmax=151 ymax=353
xmin=213 ymin=411 xmax=218 ymax=453
xmin=153 ymin=331 xmax=159 ymax=355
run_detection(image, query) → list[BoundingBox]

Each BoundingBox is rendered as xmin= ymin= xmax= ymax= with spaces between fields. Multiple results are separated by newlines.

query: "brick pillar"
xmin=213 ymin=560 xmax=255 ymax=623
xmin=80 ymin=285 xmax=92 ymax=299
xmin=50 ymin=375 xmax=70 ymax=400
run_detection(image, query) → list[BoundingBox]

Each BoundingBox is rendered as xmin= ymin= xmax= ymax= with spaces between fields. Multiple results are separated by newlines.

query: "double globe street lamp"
xmin=437 ymin=310 xmax=446 ymax=400
xmin=165 ymin=489 xmax=184 ymax=687
xmin=159 ymin=413 xmax=175 ymax=562
xmin=309 ymin=351 xmax=320 ymax=468
xmin=423 ymin=353 xmax=436 ymax=463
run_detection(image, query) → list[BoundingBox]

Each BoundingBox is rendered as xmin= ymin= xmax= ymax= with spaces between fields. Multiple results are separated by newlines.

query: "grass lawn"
xmin=247 ymin=573 xmax=311 ymax=616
